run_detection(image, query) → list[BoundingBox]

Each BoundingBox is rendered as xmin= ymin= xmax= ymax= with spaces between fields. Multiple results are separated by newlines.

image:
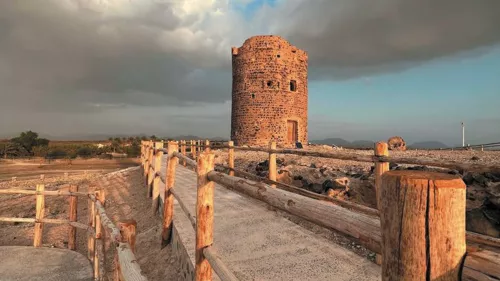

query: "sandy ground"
xmin=0 ymin=158 xmax=140 ymax=181
xmin=0 ymin=166 xmax=181 ymax=281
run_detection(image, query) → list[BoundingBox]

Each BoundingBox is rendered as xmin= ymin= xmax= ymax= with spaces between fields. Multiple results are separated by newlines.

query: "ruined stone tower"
xmin=231 ymin=35 xmax=308 ymax=147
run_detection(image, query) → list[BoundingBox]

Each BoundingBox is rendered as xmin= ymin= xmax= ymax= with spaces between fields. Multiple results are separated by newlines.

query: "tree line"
xmin=0 ymin=131 xmax=160 ymax=159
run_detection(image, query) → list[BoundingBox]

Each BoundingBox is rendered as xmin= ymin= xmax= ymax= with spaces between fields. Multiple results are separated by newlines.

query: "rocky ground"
xmin=213 ymin=145 xmax=500 ymax=237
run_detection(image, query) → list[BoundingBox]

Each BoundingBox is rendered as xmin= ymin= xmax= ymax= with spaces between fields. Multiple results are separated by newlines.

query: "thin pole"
xmin=462 ymin=122 xmax=465 ymax=147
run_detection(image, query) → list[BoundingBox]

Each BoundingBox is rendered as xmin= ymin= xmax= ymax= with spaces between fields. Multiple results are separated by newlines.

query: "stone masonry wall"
xmin=231 ymin=35 xmax=308 ymax=147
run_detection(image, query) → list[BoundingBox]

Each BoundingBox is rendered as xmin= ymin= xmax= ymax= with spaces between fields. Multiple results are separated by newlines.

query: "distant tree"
xmin=140 ymin=136 xmax=147 ymax=141
xmin=150 ymin=135 xmax=157 ymax=141
xmin=76 ymin=147 xmax=93 ymax=158
xmin=10 ymin=130 xmax=50 ymax=154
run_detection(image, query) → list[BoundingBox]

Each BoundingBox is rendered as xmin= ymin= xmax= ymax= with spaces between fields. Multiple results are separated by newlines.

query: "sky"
xmin=0 ymin=0 xmax=499 ymax=145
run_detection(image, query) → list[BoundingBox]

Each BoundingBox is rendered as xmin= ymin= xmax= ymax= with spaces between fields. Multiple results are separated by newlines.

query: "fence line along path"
xmin=161 ymin=154 xmax=381 ymax=281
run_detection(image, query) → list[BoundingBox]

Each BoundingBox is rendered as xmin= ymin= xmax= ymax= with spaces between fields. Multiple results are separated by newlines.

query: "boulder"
xmin=276 ymin=170 xmax=293 ymax=185
xmin=387 ymin=136 xmax=407 ymax=151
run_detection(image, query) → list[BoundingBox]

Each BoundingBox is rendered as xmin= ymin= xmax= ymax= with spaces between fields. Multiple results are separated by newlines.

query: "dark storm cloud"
xmin=0 ymin=0 xmax=499 ymax=137
xmin=269 ymin=0 xmax=500 ymax=78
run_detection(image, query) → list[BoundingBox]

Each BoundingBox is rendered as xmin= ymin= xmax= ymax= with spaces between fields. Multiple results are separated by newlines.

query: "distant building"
xmin=231 ymin=35 xmax=308 ymax=147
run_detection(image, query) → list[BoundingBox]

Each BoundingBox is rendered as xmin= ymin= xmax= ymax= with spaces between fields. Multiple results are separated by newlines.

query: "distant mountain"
xmin=351 ymin=140 xmax=375 ymax=148
xmin=310 ymin=138 xmax=352 ymax=147
xmin=409 ymin=141 xmax=449 ymax=149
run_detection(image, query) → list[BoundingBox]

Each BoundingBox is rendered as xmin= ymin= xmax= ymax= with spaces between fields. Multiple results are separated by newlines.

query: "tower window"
xmin=251 ymin=93 xmax=255 ymax=99
xmin=290 ymin=80 xmax=297 ymax=92
xmin=267 ymin=81 xmax=273 ymax=88
xmin=277 ymin=54 xmax=281 ymax=58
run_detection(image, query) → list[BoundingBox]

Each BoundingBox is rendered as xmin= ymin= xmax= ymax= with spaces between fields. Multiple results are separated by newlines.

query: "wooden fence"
xmin=142 ymin=139 xmax=500 ymax=281
xmin=0 ymin=184 xmax=146 ymax=281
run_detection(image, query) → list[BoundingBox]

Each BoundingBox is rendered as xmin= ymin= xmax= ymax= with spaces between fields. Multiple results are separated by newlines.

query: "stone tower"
xmin=231 ymin=35 xmax=308 ymax=147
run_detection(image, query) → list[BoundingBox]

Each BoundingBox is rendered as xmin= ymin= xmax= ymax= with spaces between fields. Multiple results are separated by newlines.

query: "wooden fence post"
xmin=68 ymin=185 xmax=78 ymax=250
xmin=143 ymin=142 xmax=149 ymax=180
xmin=94 ymin=213 xmax=102 ymax=280
xmin=228 ymin=141 xmax=234 ymax=177
xmin=379 ymin=170 xmax=466 ymax=280
xmin=191 ymin=140 xmax=196 ymax=161
xmin=162 ymin=141 xmax=179 ymax=247
xmin=146 ymin=141 xmax=156 ymax=197
xmin=181 ymin=140 xmax=187 ymax=166
xmin=33 ymin=184 xmax=45 ymax=247
xmin=205 ymin=140 xmax=210 ymax=152
xmin=269 ymin=141 xmax=277 ymax=188
xmin=374 ymin=142 xmax=389 ymax=209
xmin=152 ymin=141 xmax=164 ymax=213
xmin=196 ymin=152 xmax=215 ymax=281
xmin=114 ymin=220 xmax=137 ymax=281
xmin=88 ymin=191 xmax=96 ymax=261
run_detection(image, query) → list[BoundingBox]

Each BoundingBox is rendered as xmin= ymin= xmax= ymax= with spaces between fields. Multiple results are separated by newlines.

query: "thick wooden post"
xmin=269 ymin=141 xmax=277 ymax=188
xmin=162 ymin=141 xmax=179 ymax=247
xmin=228 ymin=141 xmax=234 ymax=177
xmin=196 ymin=152 xmax=215 ymax=281
xmin=181 ymin=140 xmax=187 ymax=166
xmin=114 ymin=220 xmax=137 ymax=281
xmin=374 ymin=142 xmax=389 ymax=209
xmin=379 ymin=170 xmax=466 ymax=281
xmin=68 ymin=185 xmax=78 ymax=250
xmin=205 ymin=140 xmax=210 ymax=152
xmin=152 ymin=141 xmax=164 ymax=213
xmin=33 ymin=184 xmax=45 ymax=247
xmin=119 ymin=220 xmax=137 ymax=253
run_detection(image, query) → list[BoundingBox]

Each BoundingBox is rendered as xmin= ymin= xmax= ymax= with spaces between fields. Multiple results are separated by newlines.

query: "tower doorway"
xmin=287 ymin=120 xmax=298 ymax=144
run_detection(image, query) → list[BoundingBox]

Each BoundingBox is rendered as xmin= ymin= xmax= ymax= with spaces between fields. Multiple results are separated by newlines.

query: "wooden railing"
xmin=0 ymin=183 xmax=147 ymax=281
xmin=141 ymin=139 xmax=500 ymax=281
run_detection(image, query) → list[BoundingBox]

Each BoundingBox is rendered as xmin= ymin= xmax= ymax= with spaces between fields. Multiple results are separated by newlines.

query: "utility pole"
xmin=461 ymin=122 xmax=465 ymax=147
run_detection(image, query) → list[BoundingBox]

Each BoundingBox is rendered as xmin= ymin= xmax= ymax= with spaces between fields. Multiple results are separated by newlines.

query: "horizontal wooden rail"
xmin=203 ymin=247 xmax=239 ymax=281
xmin=206 ymin=170 xmax=499 ymax=280
xmin=215 ymin=165 xmax=500 ymax=249
xmin=216 ymin=165 xmax=379 ymax=217
xmin=90 ymin=194 xmax=122 ymax=243
xmin=207 ymin=170 xmax=382 ymax=253
xmin=0 ymin=217 xmax=89 ymax=229
xmin=209 ymin=145 xmax=500 ymax=173
xmin=0 ymin=189 xmax=89 ymax=197
xmin=173 ymin=151 xmax=197 ymax=167
xmin=171 ymin=188 xmax=196 ymax=229
xmin=116 ymin=242 xmax=148 ymax=281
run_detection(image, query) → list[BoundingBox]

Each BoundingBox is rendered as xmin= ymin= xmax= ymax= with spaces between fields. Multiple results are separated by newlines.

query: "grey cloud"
xmin=0 ymin=0 xmax=499 ymax=138
xmin=268 ymin=0 xmax=500 ymax=78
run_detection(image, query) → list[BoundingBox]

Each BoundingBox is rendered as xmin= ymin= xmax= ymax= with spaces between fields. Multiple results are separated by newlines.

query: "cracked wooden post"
xmin=228 ymin=141 xmax=235 ymax=177
xmin=196 ymin=152 xmax=215 ymax=281
xmin=379 ymin=170 xmax=466 ymax=281
xmin=33 ymin=184 xmax=45 ymax=247
xmin=181 ymin=140 xmax=187 ymax=166
xmin=152 ymin=141 xmax=164 ymax=213
xmin=269 ymin=141 xmax=277 ymax=188
xmin=162 ymin=141 xmax=179 ymax=247
xmin=68 ymin=185 xmax=78 ymax=250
